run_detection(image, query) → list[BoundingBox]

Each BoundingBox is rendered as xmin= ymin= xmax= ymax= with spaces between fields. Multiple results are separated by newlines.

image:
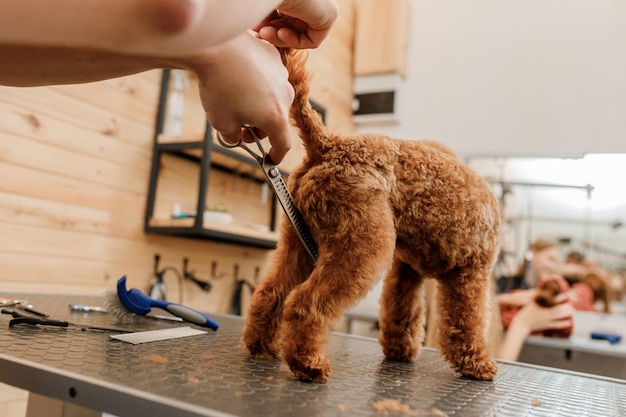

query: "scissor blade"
xmin=261 ymin=163 xmax=318 ymax=262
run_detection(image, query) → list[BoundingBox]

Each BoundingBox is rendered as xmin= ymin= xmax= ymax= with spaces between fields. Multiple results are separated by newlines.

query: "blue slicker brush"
xmin=114 ymin=275 xmax=219 ymax=330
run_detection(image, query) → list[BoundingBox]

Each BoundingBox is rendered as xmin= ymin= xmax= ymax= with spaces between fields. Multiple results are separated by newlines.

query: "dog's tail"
xmin=280 ymin=47 xmax=331 ymax=159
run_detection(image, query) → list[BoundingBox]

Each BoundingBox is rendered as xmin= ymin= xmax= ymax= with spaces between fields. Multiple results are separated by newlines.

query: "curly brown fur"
xmin=243 ymin=48 xmax=501 ymax=383
xmin=533 ymin=275 xmax=573 ymax=337
xmin=534 ymin=279 xmax=563 ymax=307
xmin=583 ymin=272 xmax=610 ymax=313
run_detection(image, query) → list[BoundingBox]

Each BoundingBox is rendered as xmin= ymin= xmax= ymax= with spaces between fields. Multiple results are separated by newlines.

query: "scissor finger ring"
xmin=216 ymin=131 xmax=241 ymax=148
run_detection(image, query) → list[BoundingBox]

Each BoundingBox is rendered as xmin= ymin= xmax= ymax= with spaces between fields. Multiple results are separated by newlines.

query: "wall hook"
xmin=183 ymin=257 xmax=211 ymax=292
xmin=254 ymin=266 xmax=261 ymax=284
xmin=233 ymin=264 xmax=239 ymax=282
xmin=210 ymin=261 xmax=226 ymax=280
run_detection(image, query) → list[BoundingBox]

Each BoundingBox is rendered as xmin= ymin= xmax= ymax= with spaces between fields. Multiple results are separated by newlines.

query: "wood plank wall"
xmin=0 ymin=0 xmax=356 ymax=315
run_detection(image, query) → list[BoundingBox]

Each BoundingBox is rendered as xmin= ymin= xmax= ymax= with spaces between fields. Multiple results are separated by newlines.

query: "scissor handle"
xmin=215 ymin=131 xmax=241 ymax=149
xmin=215 ymin=126 xmax=270 ymax=166
xmin=9 ymin=317 xmax=70 ymax=328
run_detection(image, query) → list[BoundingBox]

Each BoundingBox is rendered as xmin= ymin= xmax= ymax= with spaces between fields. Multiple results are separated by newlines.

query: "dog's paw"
xmin=383 ymin=347 xmax=418 ymax=362
xmin=245 ymin=343 xmax=280 ymax=359
xmin=243 ymin=335 xmax=280 ymax=359
xmin=286 ymin=355 xmax=332 ymax=383
xmin=379 ymin=334 xmax=419 ymax=362
xmin=249 ymin=349 xmax=279 ymax=360
xmin=459 ymin=358 xmax=498 ymax=381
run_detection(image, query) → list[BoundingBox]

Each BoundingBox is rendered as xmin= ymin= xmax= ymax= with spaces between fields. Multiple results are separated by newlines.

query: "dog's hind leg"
xmin=436 ymin=266 xmax=498 ymax=381
xmin=280 ymin=254 xmax=393 ymax=382
xmin=378 ymin=257 xmax=426 ymax=362
xmin=280 ymin=209 xmax=396 ymax=383
xmin=243 ymin=228 xmax=314 ymax=359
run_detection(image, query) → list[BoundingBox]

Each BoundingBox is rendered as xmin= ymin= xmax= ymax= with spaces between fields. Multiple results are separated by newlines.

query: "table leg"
xmin=26 ymin=392 xmax=102 ymax=417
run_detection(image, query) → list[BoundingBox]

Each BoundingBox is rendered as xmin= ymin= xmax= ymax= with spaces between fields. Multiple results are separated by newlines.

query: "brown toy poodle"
xmin=243 ymin=48 xmax=501 ymax=383
xmin=534 ymin=274 xmax=574 ymax=337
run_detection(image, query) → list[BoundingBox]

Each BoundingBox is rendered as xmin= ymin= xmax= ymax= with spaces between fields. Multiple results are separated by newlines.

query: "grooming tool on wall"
xmin=1 ymin=309 xmax=130 ymax=332
xmin=216 ymin=126 xmax=319 ymax=262
xmin=106 ymin=276 xmax=219 ymax=330
xmin=183 ymin=257 xmax=212 ymax=292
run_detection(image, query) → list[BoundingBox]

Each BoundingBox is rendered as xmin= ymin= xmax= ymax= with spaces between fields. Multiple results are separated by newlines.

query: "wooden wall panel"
xmin=309 ymin=0 xmax=356 ymax=132
xmin=0 ymin=87 xmax=153 ymax=148
xmin=0 ymin=1 xmax=356 ymax=315
xmin=353 ymin=0 xmax=410 ymax=77
xmin=0 ymin=162 xmax=145 ymax=216
xmin=0 ymin=131 xmax=147 ymax=192
xmin=0 ymin=191 xmax=143 ymax=240
xmin=0 ymin=100 xmax=151 ymax=167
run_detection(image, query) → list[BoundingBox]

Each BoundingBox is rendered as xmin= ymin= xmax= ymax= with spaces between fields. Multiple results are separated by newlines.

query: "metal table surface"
xmin=1 ymin=293 xmax=625 ymax=417
xmin=525 ymin=334 xmax=626 ymax=358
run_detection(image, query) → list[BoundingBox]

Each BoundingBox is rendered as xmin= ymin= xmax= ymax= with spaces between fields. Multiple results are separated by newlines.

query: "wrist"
xmin=508 ymin=315 xmax=531 ymax=337
xmin=181 ymin=31 xmax=249 ymax=73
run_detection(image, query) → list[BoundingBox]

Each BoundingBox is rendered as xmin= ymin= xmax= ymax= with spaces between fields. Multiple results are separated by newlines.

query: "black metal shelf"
xmin=155 ymin=139 xmax=289 ymax=182
xmin=144 ymin=223 xmax=278 ymax=249
xmin=143 ymin=69 xmax=281 ymax=249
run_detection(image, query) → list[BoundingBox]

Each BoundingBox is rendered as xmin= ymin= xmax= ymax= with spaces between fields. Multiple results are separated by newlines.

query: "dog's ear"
xmin=534 ymin=278 xmax=563 ymax=307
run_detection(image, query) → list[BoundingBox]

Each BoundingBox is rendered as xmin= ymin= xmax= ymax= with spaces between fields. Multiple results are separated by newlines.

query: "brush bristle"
xmin=102 ymin=290 xmax=137 ymax=324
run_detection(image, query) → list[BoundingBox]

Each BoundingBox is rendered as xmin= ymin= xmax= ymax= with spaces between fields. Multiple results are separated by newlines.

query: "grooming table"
xmin=519 ymin=311 xmax=626 ymax=380
xmin=520 ymin=335 xmax=626 ymax=380
xmin=1 ymin=293 xmax=625 ymax=417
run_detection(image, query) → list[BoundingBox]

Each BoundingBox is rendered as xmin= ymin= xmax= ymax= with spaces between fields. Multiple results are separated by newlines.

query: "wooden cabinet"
xmin=144 ymin=70 xmax=286 ymax=249
xmin=353 ymin=0 xmax=410 ymax=77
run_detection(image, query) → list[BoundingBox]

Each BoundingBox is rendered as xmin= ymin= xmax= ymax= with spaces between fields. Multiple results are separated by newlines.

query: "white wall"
xmin=360 ymin=0 xmax=626 ymax=158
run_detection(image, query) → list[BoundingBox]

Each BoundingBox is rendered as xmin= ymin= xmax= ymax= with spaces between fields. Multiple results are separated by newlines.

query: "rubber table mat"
xmin=1 ymin=293 xmax=625 ymax=417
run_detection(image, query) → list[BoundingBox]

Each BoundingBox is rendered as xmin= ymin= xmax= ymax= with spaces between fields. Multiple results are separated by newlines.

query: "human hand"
xmin=187 ymin=32 xmax=294 ymax=164
xmin=255 ymin=0 xmax=339 ymax=49
xmin=565 ymin=288 xmax=581 ymax=305
xmin=499 ymin=293 xmax=574 ymax=361
xmin=497 ymin=289 xmax=538 ymax=307
xmin=513 ymin=294 xmax=574 ymax=334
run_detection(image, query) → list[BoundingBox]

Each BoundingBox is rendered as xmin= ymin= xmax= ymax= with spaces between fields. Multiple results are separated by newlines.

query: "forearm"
xmin=497 ymin=320 xmax=530 ymax=362
xmin=0 ymin=0 xmax=282 ymax=56
xmin=0 ymin=44 xmax=190 ymax=87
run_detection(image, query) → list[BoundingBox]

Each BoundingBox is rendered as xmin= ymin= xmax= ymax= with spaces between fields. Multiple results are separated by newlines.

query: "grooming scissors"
xmin=2 ymin=309 xmax=130 ymax=333
xmin=216 ymin=126 xmax=318 ymax=262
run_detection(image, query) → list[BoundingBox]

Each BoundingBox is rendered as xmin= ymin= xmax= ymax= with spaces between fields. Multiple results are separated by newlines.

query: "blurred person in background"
xmin=496 ymin=238 xmax=562 ymax=294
